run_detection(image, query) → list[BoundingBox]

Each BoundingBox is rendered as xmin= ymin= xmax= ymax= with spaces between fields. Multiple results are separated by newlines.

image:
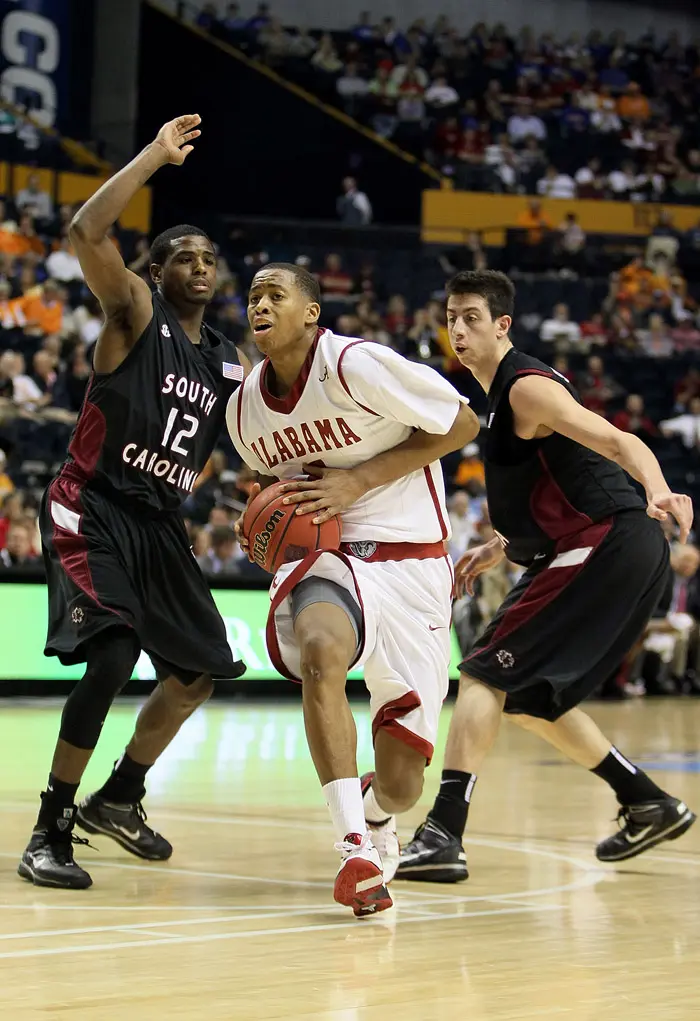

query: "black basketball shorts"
xmin=40 ymin=471 xmax=245 ymax=683
xmin=462 ymin=509 xmax=670 ymax=720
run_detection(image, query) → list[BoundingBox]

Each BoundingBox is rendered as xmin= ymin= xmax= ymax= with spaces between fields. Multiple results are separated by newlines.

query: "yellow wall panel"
xmin=422 ymin=190 xmax=700 ymax=245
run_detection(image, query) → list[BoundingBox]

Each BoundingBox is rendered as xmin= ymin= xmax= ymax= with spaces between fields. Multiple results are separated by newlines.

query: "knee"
xmin=162 ymin=673 xmax=214 ymax=714
xmin=84 ymin=628 xmax=141 ymax=699
xmin=299 ymin=630 xmax=350 ymax=686
xmin=377 ymin=770 xmax=424 ymax=814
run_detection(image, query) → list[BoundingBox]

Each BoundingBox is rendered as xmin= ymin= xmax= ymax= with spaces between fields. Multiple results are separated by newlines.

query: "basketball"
xmin=242 ymin=481 xmax=342 ymax=574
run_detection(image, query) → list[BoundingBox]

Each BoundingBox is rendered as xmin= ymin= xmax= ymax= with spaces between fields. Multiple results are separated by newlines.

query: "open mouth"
xmin=190 ymin=280 xmax=210 ymax=292
xmin=253 ymin=323 xmax=273 ymax=336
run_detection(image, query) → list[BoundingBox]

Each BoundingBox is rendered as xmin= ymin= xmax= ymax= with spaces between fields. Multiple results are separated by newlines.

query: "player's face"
xmin=155 ymin=236 xmax=217 ymax=306
xmin=247 ymin=269 xmax=319 ymax=356
xmin=446 ymin=293 xmax=511 ymax=367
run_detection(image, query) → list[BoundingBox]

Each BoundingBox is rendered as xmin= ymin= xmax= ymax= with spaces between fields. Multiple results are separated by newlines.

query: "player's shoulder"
xmin=322 ymin=328 xmax=401 ymax=370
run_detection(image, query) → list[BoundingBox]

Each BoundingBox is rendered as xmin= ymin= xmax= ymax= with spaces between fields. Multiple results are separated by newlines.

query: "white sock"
xmin=363 ymin=782 xmax=392 ymax=824
xmin=322 ymin=778 xmax=367 ymax=841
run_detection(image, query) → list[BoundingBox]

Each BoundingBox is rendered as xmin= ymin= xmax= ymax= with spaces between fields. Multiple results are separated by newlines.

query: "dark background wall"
xmin=136 ymin=5 xmax=434 ymax=231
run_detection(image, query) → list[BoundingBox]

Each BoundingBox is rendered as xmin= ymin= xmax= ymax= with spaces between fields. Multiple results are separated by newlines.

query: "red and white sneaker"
xmin=333 ymin=832 xmax=393 ymax=917
xmin=361 ymin=772 xmax=400 ymax=883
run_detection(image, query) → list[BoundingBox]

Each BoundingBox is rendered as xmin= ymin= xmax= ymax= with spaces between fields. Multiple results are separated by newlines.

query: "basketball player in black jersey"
xmin=397 ymin=270 xmax=696 ymax=883
xmin=19 ymin=115 xmax=248 ymax=890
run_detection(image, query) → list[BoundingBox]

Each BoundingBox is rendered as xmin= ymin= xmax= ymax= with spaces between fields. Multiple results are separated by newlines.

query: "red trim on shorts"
xmin=423 ymin=466 xmax=449 ymax=540
xmin=465 ymin=519 xmax=611 ymax=659
xmin=372 ymin=692 xmax=434 ymax=764
xmin=266 ymin=549 xmax=366 ymax=682
xmin=336 ymin=340 xmax=381 ymax=417
xmin=259 ymin=328 xmax=325 ymax=413
xmin=339 ymin=539 xmax=446 ymax=563
xmin=48 ymin=476 xmax=125 ymax=622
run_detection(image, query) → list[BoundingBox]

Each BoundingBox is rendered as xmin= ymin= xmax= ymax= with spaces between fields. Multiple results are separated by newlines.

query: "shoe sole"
xmin=394 ymin=861 xmax=469 ymax=883
xmin=596 ymin=809 xmax=697 ymax=862
xmin=76 ymin=810 xmax=173 ymax=861
xmin=334 ymin=857 xmax=393 ymax=917
xmin=17 ymin=858 xmax=93 ymax=890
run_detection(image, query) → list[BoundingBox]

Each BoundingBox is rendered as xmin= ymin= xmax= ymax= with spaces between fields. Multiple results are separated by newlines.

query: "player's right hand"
xmin=154 ymin=114 xmax=202 ymax=165
xmin=454 ymin=541 xmax=505 ymax=598
xmin=234 ymin=483 xmax=260 ymax=563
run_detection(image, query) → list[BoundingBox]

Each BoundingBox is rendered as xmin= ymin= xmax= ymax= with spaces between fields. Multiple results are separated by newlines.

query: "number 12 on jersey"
xmin=161 ymin=408 xmax=199 ymax=456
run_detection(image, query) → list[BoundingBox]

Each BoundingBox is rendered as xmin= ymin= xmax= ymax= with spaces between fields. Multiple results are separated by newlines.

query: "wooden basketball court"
xmin=1 ymin=698 xmax=699 ymax=1020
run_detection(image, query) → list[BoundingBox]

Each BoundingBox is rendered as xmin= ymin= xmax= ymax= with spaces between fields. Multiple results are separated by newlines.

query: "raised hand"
xmin=154 ymin=114 xmax=202 ymax=165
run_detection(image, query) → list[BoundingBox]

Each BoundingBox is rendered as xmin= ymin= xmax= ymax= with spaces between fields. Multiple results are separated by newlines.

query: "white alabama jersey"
xmin=226 ymin=328 xmax=468 ymax=544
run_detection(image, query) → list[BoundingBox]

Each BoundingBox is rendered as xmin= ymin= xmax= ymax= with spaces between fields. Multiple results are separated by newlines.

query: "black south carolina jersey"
xmin=63 ymin=292 xmax=243 ymax=514
xmin=484 ymin=348 xmax=644 ymax=566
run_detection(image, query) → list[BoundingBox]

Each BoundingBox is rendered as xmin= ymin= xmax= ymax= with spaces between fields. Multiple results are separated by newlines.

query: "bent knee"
xmin=300 ymin=631 xmax=352 ymax=683
xmin=375 ymin=769 xmax=424 ymax=814
xmin=162 ymin=673 xmax=214 ymax=712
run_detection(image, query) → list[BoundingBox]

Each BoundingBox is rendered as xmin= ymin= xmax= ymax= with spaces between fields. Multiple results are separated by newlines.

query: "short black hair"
xmin=446 ymin=270 xmax=515 ymax=320
xmin=256 ymin=261 xmax=321 ymax=304
xmin=150 ymin=224 xmax=212 ymax=266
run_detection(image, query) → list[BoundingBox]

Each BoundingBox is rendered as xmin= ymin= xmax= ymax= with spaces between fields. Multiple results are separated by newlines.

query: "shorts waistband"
xmin=339 ymin=540 xmax=446 ymax=564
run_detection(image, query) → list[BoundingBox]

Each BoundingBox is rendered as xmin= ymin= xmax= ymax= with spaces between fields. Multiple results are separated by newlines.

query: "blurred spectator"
xmin=660 ymin=397 xmax=700 ymax=451
xmin=617 ymin=82 xmax=651 ymax=122
xmin=540 ymin=303 xmax=582 ymax=351
xmin=638 ymin=313 xmax=675 ymax=358
xmin=317 ymin=253 xmax=354 ymax=300
xmin=15 ymin=172 xmax=52 ymax=222
xmin=0 ymin=449 xmax=13 ymax=503
xmin=196 ymin=525 xmax=240 ymax=575
xmin=0 ymin=521 xmax=38 ymax=568
xmin=448 ymin=489 xmax=476 ymax=562
xmin=453 ymin=441 xmax=485 ymax=489
xmin=46 ymin=236 xmax=84 ymax=283
xmin=336 ymin=61 xmax=370 ymax=115
xmin=23 ymin=278 xmax=63 ymax=340
xmin=536 ymin=165 xmax=576 ymax=199
xmin=579 ymin=312 xmax=609 ymax=349
xmin=611 ymin=394 xmax=658 ymax=442
xmin=0 ymin=351 xmax=42 ymax=412
xmin=336 ymin=176 xmax=372 ymax=226
xmin=425 ymin=76 xmax=459 ymax=109
xmin=311 ymin=33 xmax=343 ymax=74
xmin=575 ymin=157 xmax=606 ymax=199
xmin=578 ymin=355 xmax=624 ymax=415
xmin=674 ymin=368 xmax=700 ymax=411
xmin=507 ymin=102 xmax=547 ymax=144
xmin=516 ymin=199 xmax=552 ymax=246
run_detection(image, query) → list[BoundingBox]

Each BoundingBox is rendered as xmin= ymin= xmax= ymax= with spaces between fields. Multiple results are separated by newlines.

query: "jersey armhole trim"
xmin=336 ymin=341 xmax=381 ymax=417
xmin=91 ymin=311 xmax=155 ymax=381
xmin=234 ymin=376 xmax=248 ymax=450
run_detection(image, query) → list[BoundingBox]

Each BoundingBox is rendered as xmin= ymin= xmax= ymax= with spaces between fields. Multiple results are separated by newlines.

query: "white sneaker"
xmin=333 ymin=832 xmax=393 ymax=917
xmin=361 ymin=771 xmax=401 ymax=883
xmin=368 ymin=817 xmax=400 ymax=882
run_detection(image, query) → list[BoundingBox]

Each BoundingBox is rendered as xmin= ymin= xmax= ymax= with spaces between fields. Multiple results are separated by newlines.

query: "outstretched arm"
xmin=70 ymin=114 xmax=202 ymax=373
xmin=509 ymin=375 xmax=694 ymax=542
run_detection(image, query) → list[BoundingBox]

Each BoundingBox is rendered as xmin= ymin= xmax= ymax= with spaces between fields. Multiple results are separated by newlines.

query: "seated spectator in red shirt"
xmin=317 ymin=253 xmax=354 ymax=301
xmin=612 ymin=394 xmax=658 ymax=442
xmin=674 ymin=367 xmax=700 ymax=410
xmin=458 ymin=128 xmax=485 ymax=164
xmin=578 ymin=354 xmax=624 ymax=415
xmin=434 ymin=115 xmax=461 ymax=155
xmin=580 ymin=312 xmax=609 ymax=348
xmin=385 ymin=294 xmax=410 ymax=336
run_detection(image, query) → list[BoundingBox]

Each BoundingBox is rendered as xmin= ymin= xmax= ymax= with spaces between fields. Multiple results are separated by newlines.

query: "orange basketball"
xmin=242 ymin=480 xmax=342 ymax=574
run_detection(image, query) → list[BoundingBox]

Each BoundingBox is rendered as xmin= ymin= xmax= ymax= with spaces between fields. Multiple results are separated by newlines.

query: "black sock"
xmin=591 ymin=748 xmax=667 ymax=806
xmin=428 ymin=769 xmax=477 ymax=841
xmin=97 ymin=752 xmax=151 ymax=804
xmin=37 ymin=775 xmax=79 ymax=831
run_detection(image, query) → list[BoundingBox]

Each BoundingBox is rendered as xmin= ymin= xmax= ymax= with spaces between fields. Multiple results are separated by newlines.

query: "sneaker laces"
xmin=52 ymin=832 xmax=98 ymax=865
xmin=334 ymin=832 xmax=372 ymax=856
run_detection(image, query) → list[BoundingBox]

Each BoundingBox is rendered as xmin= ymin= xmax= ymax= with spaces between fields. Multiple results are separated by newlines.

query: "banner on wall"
xmin=0 ymin=0 xmax=71 ymax=129
xmin=0 ymin=585 xmax=464 ymax=682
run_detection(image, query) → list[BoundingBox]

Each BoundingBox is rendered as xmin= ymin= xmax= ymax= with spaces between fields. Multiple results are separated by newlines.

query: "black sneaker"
xmin=18 ymin=826 xmax=93 ymax=889
xmin=596 ymin=797 xmax=697 ymax=862
xmin=76 ymin=793 xmax=173 ymax=860
xmin=394 ymin=817 xmax=468 ymax=883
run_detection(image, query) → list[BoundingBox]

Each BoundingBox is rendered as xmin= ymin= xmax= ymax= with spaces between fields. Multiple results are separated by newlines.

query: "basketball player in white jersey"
xmin=227 ymin=263 xmax=479 ymax=916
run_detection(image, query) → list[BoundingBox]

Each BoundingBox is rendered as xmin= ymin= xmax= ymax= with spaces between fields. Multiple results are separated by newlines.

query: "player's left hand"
xmin=646 ymin=491 xmax=694 ymax=543
xmin=278 ymin=464 xmax=367 ymax=524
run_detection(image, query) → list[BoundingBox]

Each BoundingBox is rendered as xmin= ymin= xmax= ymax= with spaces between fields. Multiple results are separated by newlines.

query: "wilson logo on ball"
xmin=252 ymin=509 xmax=285 ymax=564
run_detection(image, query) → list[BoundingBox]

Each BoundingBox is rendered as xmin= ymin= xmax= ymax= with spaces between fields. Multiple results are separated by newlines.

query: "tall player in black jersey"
xmin=19 ymin=115 xmax=248 ymax=890
xmin=397 ymin=270 xmax=695 ymax=883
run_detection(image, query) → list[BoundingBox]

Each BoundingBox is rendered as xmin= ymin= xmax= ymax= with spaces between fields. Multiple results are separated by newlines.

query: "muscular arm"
xmin=280 ymin=401 xmax=480 ymax=523
xmin=70 ymin=114 xmax=201 ymax=374
xmin=509 ymin=375 xmax=693 ymax=541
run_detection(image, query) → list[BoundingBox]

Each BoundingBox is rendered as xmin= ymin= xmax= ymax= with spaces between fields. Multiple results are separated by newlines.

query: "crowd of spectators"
xmin=194 ymin=5 xmax=700 ymax=199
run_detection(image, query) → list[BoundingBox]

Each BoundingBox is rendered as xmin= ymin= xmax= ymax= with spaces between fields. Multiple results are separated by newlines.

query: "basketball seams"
xmin=268 ymin=509 xmax=302 ymax=573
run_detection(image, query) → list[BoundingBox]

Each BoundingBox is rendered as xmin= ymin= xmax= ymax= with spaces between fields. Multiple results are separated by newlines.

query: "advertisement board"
xmin=0 ymin=584 xmax=464 ymax=681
